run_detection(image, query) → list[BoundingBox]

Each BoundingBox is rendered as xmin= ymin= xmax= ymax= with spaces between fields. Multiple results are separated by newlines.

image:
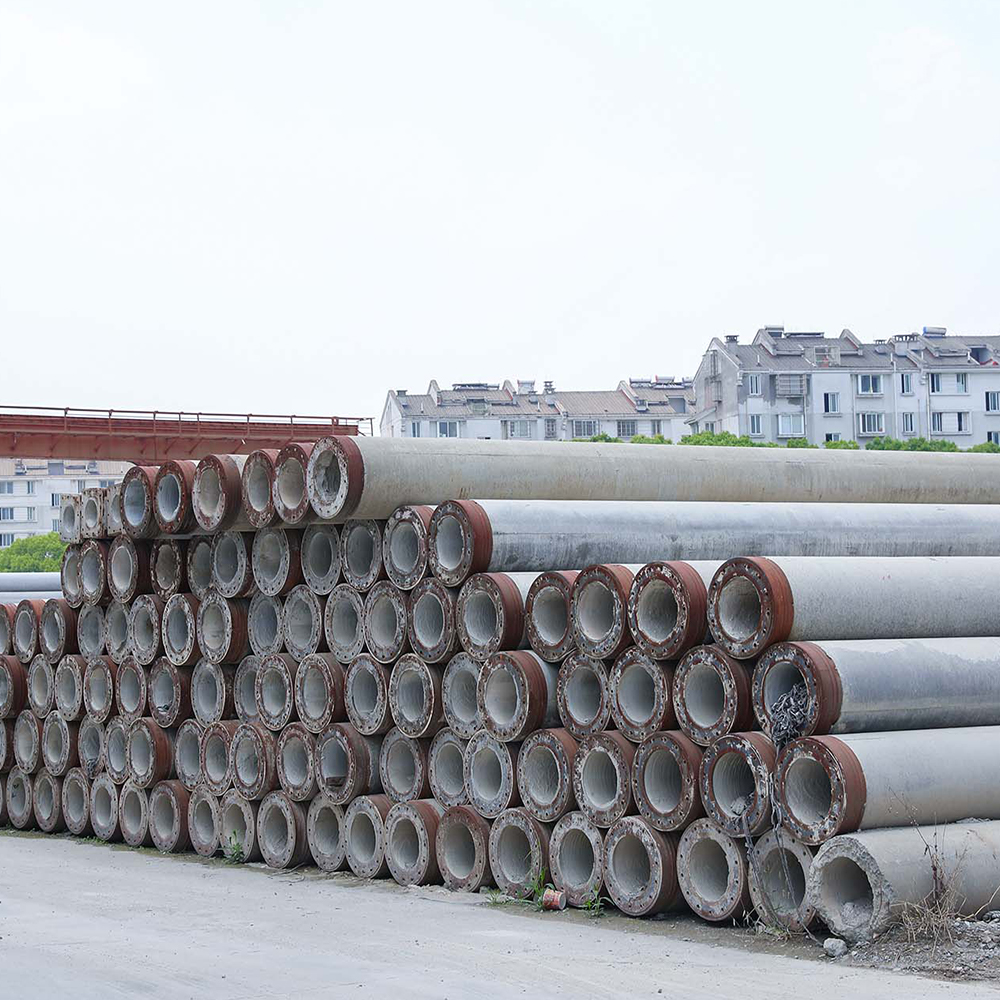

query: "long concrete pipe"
xmin=427 ymin=499 xmax=1000 ymax=588
xmin=555 ymin=653 xmax=612 ymax=739
xmin=775 ymin=726 xmax=1000 ymax=845
xmin=630 ymin=730 xmax=704 ymax=834
xmin=304 ymin=436 xmax=1000 ymax=522
xmin=549 ymin=810 xmax=604 ymax=907
xmin=487 ymin=806 xmax=551 ymax=900
xmin=603 ymin=816 xmax=682 ymax=917
xmin=306 ymin=793 xmax=348 ymax=871
xmin=672 ymin=644 xmax=755 ymax=746
xmin=708 ymin=556 xmax=1000 ymax=659
xmin=477 ymin=651 xmax=559 ymax=743
xmin=435 ymin=804 xmax=494 ymax=892
xmin=441 ymin=652 xmax=483 ymax=739
xmin=0 ymin=573 xmax=61 ymax=594
xmin=608 ymin=647 xmax=675 ymax=743
xmin=427 ymin=727 xmax=468 ymax=807
xmin=627 ymin=561 xmax=719 ymax=661
xmin=676 ymin=818 xmax=751 ymax=922
xmin=378 ymin=727 xmax=432 ymax=804
xmin=808 ymin=821 xmax=1000 ymax=942
xmin=455 ymin=572 xmax=537 ymax=661
xmin=192 ymin=455 xmax=250 ymax=533
xmin=754 ymin=638 xmax=1000 ymax=738
xmin=748 ymin=829 xmax=816 ymax=932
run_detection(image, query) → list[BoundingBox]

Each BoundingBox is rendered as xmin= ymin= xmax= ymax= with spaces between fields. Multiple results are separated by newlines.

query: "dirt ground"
xmin=1 ymin=828 xmax=996 ymax=999
xmin=842 ymin=921 xmax=1000 ymax=983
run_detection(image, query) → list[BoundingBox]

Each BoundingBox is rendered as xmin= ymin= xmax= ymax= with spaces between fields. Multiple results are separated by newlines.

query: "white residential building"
xmin=0 ymin=457 xmax=129 ymax=548
xmin=380 ymin=378 xmax=692 ymax=441
xmin=689 ymin=327 xmax=1000 ymax=448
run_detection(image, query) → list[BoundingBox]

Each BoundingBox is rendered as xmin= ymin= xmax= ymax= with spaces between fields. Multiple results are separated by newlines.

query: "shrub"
xmin=0 ymin=532 xmax=67 ymax=572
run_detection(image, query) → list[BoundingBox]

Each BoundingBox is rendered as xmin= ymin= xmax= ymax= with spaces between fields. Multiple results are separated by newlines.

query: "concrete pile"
xmin=4 ymin=437 xmax=1000 ymax=945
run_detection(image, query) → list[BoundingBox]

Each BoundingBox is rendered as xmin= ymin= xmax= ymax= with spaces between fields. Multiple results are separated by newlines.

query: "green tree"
xmin=969 ymin=442 xmax=1000 ymax=454
xmin=680 ymin=430 xmax=757 ymax=447
xmin=823 ymin=439 xmax=860 ymax=449
xmin=0 ymin=532 xmax=67 ymax=572
xmin=784 ymin=437 xmax=817 ymax=449
xmin=905 ymin=436 xmax=960 ymax=452
xmin=864 ymin=436 xmax=905 ymax=450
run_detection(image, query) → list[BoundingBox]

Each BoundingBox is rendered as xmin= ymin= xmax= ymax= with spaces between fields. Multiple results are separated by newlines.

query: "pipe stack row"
xmin=3 ymin=437 xmax=1000 ymax=944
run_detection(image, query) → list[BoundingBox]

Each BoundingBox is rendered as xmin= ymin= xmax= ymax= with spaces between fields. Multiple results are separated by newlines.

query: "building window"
xmin=930 ymin=373 xmax=942 ymax=394
xmin=705 ymin=422 xmax=716 ymax=433
xmin=857 ymin=374 xmax=882 ymax=395
xmin=901 ymin=412 xmax=915 ymax=435
xmin=26 ymin=481 xmax=36 ymax=495
xmin=900 ymin=373 xmax=913 ymax=394
xmin=507 ymin=420 xmax=531 ymax=439
xmin=437 ymin=421 xmax=459 ymax=438
xmin=746 ymin=374 xmax=762 ymax=396
xmin=989 ymin=432 xmax=1000 ymax=445
xmin=616 ymin=420 xmax=637 ymax=439
xmin=858 ymin=412 xmax=885 ymax=436
xmin=24 ymin=507 xmax=36 ymax=522
xmin=50 ymin=493 xmax=61 ymax=507
xmin=825 ymin=433 xmax=841 ymax=442
xmin=650 ymin=420 xmax=661 ymax=436
xmin=957 ymin=373 xmax=968 ymax=393
xmin=958 ymin=412 xmax=971 ymax=433
xmin=99 ymin=479 xmax=116 ymax=488
xmin=749 ymin=414 xmax=763 ymax=436
xmin=823 ymin=392 xmax=840 ymax=414
xmin=544 ymin=418 xmax=557 ymax=440
xmin=986 ymin=391 xmax=1000 ymax=413
xmin=0 ymin=482 xmax=12 ymax=495
xmin=931 ymin=412 xmax=943 ymax=433
xmin=51 ymin=519 xmax=60 ymax=532
xmin=777 ymin=413 xmax=804 ymax=437
xmin=0 ymin=508 xmax=13 ymax=521
xmin=573 ymin=420 xmax=597 ymax=438
xmin=410 ymin=421 xmax=421 ymax=438
xmin=76 ymin=479 xmax=88 ymax=492
xmin=0 ymin=533 xmax=13 ymax=547
xmin=47 ymin=461 xmax=64 ymax=476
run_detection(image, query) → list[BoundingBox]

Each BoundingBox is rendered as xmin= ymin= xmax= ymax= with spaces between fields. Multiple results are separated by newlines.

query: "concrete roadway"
xmin=0 ymin=830 xmax=990 ymax=999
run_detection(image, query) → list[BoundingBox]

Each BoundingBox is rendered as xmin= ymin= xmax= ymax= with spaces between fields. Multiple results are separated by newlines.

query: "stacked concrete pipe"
xmin=17 ymin=449 xmax=1000 ymax=940
xmin=304 ymin=436 xmax=1000 ymax=522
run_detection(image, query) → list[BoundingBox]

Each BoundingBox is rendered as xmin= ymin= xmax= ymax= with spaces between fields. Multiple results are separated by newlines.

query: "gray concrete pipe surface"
xmin=775 ymin=726 xmax=1000 ymax=845
xmin=754 ymin=637 xmax=1000 ymax=737
xmin=304 ymin=436 xmax=1000 ymax=522
xmin=808 ymin=820 xmax=1000 ymax=942
xmin=708 ymin=555 xmax=1000 ymax=659
xmin=427 ymin=500 xmax=1000 ymax=588
xmin=0 ymin=573 xmax=61 ymax=593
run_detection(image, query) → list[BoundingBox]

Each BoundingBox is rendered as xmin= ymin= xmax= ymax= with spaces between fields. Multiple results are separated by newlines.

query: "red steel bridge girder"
xmin=0 ymin=407 xmax=370 ymax=462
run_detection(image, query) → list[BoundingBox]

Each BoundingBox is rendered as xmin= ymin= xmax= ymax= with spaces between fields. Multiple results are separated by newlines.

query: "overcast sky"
xmin=2 ymin=1 xmax=997 ymax=427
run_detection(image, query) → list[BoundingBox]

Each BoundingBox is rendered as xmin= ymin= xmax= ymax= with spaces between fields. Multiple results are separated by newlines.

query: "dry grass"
xmin=895 ymin=824 xmax=986 ymax=950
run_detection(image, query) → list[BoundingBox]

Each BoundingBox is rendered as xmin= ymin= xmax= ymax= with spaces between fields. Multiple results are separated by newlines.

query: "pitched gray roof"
xmin=390 ymin=384 xmax=692 ymax=421
xmin=726 ymin=342 xmax=920 ymax=372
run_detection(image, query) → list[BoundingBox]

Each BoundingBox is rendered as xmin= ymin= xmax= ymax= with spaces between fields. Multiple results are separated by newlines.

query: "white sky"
xmin=2 ymin=1 xmax=998 ymax=426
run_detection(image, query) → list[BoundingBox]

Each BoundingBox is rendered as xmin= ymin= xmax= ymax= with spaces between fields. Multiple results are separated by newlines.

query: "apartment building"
xmin=380 ymin=378 xmax=692 ymax=441
xmin=0 ymin=457 xmax=130 ymax=547
xmin=689 ymin=327 xmax=1000 ymax=448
